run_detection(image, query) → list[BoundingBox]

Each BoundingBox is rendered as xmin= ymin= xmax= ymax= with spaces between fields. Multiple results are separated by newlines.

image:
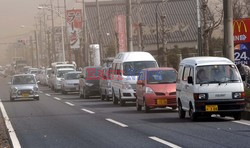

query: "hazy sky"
xmin=0 ymin=0 xmax=108 ymax=65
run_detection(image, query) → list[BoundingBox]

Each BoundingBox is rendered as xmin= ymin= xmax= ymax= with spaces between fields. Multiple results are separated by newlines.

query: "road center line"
xmin=45 ymin=94 xmax=51 ymax=97
xmin=105 ymin=118 xmax=128 ymax=127
xmin=149 ymin=136 xmax=181 ymax=148
xmin=54 ymin=97 xmax=61 ymax=101
xmin=0 ymin=99 xmax=21 ymax=148
xmin=81 ymin=108 xmax=95 ymax=114
xmin=233 ymin=120 xmax=250 ymax=126
xmin=65 ymin=102 xmax=75 ymax=106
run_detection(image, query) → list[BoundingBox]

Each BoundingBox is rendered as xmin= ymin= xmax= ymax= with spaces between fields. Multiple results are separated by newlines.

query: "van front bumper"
xmin=195 ymin=99 xmax=246 ymax=113
xmin=120 ymin=89 xmax=136 ymax=101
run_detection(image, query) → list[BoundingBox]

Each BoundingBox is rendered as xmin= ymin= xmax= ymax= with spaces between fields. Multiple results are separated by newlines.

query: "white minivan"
xmin=177 ymin=57 xmax=246 ymax=121
xmin=111 ymin=52 xmax=158 ymax=106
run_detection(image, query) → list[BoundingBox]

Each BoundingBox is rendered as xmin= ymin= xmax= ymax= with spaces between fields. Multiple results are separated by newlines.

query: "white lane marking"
xmin=65 ymin=102 xmax=75 ymax=106
xmin=54 ymin=97 xmax=61 ymax=101
xmin=0 ymin=99 xmax=21 ymax=148
xmin=149 ymin=136 xmax=181 ymax=148
xmin=233 ymin=120 xmax=250 ymax=126
xmin=81 ymin=108 xmax=95 ymax=114
xmin=45 ymin=94 xmax=51 ymax=97
xmin=105 ymin=118 xmax=128 ymax=127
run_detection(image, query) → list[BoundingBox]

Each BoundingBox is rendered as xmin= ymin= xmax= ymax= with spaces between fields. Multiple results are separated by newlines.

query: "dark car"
xmin=79 ymin=66 xmax=102 ymax=98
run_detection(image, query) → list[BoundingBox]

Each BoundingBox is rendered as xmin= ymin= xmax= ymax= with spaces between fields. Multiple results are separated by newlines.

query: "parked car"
xmin=51 ymin=68 xmax=75 ymax=92
xmin=79 ymin=66 xmax=102 ymax=98
xmin=176 ymin=57 xmax=246 ymax=121
xmin=100 ymin=66 xmax=112 ymax=101
xmin=9 ymin=74 xmax=39 ymax=101
xmin=40 ymin=68 xmax=51 ymax=85
xmin=136 ymin=68 xmax=177 ymax=112
xmin=111 ymin=52 xmax=158 ymax=106
xmin=61 ymin=71 xmax=81 ymax=94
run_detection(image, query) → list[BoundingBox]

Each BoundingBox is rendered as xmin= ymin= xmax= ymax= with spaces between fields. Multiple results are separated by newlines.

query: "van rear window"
xmin=123 ymin=61 xmax=157 ymax=76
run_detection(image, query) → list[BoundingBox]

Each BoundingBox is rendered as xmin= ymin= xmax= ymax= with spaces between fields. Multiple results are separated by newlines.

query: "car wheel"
xmin=178 ymin=100 xmax=186 ymax=119
xmin=136 ymin=98 xmax=142 ymax=111
xmin=10 ymin=97 xmax=14 ymax=102
xmin=119 ymin=92 xmax=125 ymax=106
xmin=34 ymin=97 xmax=39 ymax=101
xmin=79 ymin=88 xmax=84 ymax=99
xmin=105 ymin=90 xmax=110 ymax=101
xmin=101 ymin=90 xmax=105 ymax=101
xmin=112 ymin=90 xmax=118 ymax=105
xmin=233 ymin=112 xmax=241 ymax=120
xmin=189 ymin=104 xmax=197 ymax=121
xmin=143 ymin=99 xmax=150 ymax=113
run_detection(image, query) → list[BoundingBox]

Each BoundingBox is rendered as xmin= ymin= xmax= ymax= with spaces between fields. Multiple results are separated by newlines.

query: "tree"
xmin=200 ymin=0 xmax=223 ymax=56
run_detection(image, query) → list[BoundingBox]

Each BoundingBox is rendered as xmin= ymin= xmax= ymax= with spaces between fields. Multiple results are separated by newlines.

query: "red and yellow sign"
xmin=234 ymin=18 xmax=250 ymax=44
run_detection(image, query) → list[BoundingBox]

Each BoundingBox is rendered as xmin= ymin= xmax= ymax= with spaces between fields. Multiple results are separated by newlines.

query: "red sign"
xmin=234 ymin=18 xmax=250 ymax=44
xmin=115 ymin=15 xmax=127 ymax=52
xmin=66 ymin=9 xmax=82 ymax=49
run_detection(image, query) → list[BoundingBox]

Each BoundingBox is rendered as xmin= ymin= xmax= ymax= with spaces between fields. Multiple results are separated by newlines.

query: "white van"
xmin=177 ymin=57 xmax=246 ymax=121
xmin=111 ymin=52 xmax=158 ymax=106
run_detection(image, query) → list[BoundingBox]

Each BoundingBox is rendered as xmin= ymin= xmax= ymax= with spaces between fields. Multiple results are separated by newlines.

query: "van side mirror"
xmin=187 ymin=76 xmax=193 ymax=84
xmin=137 ymin=80 xmax=144 ymax=86
xmin=241 ymin=75 xmax=246 ymax=81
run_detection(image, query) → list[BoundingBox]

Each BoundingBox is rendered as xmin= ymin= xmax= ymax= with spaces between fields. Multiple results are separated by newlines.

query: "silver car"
xmin=9 ymin=74 xmax=39 ymax=101
xmin=61 ymin=71 xmax=81 ymax=94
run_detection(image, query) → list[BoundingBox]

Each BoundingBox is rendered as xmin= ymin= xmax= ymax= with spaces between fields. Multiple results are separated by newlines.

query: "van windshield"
xmin=123 ymin=61 xmax=157 ymax=76
xmin=147 ymin=70 xmax=177 ymax=84
xmin=196 ymin=65 xmax=241 ymax=84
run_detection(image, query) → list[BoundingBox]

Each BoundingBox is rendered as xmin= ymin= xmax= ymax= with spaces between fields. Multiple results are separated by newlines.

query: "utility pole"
xmin=96 ymin=0 xmax=103 ymax=65
xmin=34 ymin=29 xmax=39 ymax=68
xmin=82 ymin=0 xmax=89 ymax=66
xmin=50 ymin=0 xmax=56 ymax=62
xmin=161 ymin=15 xmax=167 ymax=66
xmin=197 ymin=0 xmax=203 ymax=56
xmin=126 ymin=0 xmax=133 ymax=51
xmin=64 ymin=0 xmax=71 ymax=63
xmin=223 ymin=0 xmax=234 ymax=61
xmin=47 ymin=30 xmax=52 ymax=66
xmin=39 ymin=16 xmax=43 ymax=67
xmin=29 ymin=35 xmax=34 ymax=67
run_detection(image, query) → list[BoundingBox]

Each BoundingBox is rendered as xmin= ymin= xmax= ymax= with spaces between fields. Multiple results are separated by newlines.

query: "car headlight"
xmin=85 ymin=82 xmax=94 ymax=87
xmin=122 ymin=83 xmax=132 ymax=90
xmin=193 ymin=93 xmax=208 ymax=100
xmin=12 ymin=87 xmax=18 ymax=93
xmin=145 ymin=87 xmax=154 ymax=94
xmin=232 ymin=92 xmax=245 ymax=99
xmin=108 ymin=82 xmax=111 ymax=88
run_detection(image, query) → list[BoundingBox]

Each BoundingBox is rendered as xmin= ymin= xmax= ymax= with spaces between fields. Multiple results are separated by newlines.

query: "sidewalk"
xmin=242 ymin=98 xmax=250 ymax=120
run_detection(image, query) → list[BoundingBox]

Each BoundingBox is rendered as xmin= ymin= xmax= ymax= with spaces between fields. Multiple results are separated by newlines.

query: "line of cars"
xmin=8 ymin=51 xmax=247 ymax=121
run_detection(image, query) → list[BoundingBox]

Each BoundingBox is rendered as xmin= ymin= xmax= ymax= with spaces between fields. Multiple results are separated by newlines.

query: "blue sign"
xmin=234 ymin=43 xmax=250 ymax=66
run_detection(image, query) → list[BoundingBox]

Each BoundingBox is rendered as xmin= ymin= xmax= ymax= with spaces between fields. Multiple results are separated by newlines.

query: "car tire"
xmin=10 ymin=97 xmax=14 ymax=102
xmin=234 ymin=113 xmax=242 ymax=120
xmin=178 ymin=100 xmax=186 ymax=119
xmin=105 ymin=90 xmax=110 ymax=101
xmin=189 ymin=104 xmax=197 ymax=121
xmin=143 ymin=99 xmax=150 ymax=113
xmin=101 ymin=90 xmax=105 ymax=101
xmin=112 ymin=90 xmax=118 ymax=105
xmin=119 ymin=92 xmax=125 ymax=106
xmin=34 ymin=97 xmax=39 ymax=101
xmin=136 ymin=98 xmax=142 ymax=111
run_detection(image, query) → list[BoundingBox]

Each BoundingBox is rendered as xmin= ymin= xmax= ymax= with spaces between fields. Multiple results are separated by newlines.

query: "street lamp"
xmin=155 ymin=0 xmax=168 ymax=66
xmin=38 ymin=6 xmax=66 ymax=62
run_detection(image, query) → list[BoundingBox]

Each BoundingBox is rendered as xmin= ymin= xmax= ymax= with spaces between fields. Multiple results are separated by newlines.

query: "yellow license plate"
xmin=205 ymin=105 xmax=218 ymax=112
xmin=157 ymin=99 xmax=167 ymax=105
xmin=22 ymin=93 xmax=29 ymax=98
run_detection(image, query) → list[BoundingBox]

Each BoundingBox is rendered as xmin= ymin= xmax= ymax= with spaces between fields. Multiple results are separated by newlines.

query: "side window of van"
xmin=183 ymin=67 xmax=191 ymax=81
xmin=117 ymin=63 xmax=121 ymax=75
xmin=177 ymin=65 xmax=183 ymax=83
xmin=112 ymin=63 xmax=116 ymax=74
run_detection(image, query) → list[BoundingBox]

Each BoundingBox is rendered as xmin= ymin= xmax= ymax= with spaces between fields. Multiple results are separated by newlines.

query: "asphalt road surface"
xmin=1 ymin=77 xmax=250 ymax=148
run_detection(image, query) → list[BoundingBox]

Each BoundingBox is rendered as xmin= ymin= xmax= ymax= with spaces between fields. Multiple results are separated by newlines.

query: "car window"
xmin=13 ymin=75 xmax=36 ymax=85
xmin=182 ymin=66 xmax=191 ymax=81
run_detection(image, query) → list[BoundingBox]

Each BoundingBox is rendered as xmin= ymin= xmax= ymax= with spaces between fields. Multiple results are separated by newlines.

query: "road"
xmin=1 ymin=77 xmax=250 ymax=148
